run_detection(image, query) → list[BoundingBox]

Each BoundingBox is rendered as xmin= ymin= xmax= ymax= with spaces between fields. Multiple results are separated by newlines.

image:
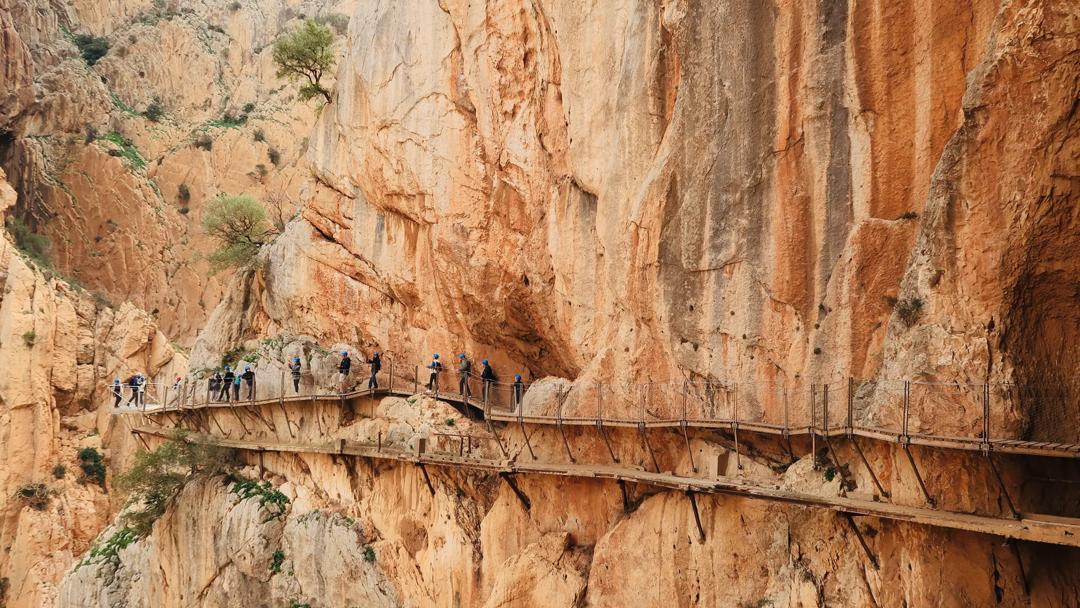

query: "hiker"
xmin=232 ymin=372 xmax=242 ymax=401
xmin=209 ymin=370 xmax=222 ymax=402
xmin=338 ymin=351 xmax=351 ymax=392
xmin=367 ymin=351 xmax=381 ymax=390
xmin=480 ymin=359 xmax=496 ymax=403
xmin=125 ymin=373 xmax=142 ymax=406
xmin=289 ymin=357 xmax=302 ymax=393
xmin=220 ymin=366 xmax=234 ymax=402
xmin=512 ymin=374 xmax=524 ymax=410
xmin=112 ymin=378 xmax=123 ymax=408
xmin=425 ymin=353 xmax=442 ymax=391
xmin=458 ymin=353 xmax=472 ymax=399
xmin=242 ymin=365 xmax=256 ymax=400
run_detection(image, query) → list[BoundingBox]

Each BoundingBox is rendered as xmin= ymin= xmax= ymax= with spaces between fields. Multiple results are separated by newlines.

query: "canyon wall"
xmin=0 ymin=0 xmax=1077 ymax=606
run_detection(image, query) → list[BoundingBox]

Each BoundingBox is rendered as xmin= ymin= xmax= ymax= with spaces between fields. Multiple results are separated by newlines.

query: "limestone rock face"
xmin=0 ymin=168 xmax=181 ymax=608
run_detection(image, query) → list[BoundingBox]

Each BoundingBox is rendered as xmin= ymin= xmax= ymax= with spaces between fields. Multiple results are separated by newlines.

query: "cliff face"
xmin=1 ymin=0 xmax=1078 ymax=606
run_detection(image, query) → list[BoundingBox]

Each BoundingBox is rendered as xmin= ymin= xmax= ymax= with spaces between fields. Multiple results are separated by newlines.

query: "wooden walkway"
xmin=124 ymin=384 xmax=1080 ymax=459
xmin=129 ymin=424 xmax=1080 ymax=549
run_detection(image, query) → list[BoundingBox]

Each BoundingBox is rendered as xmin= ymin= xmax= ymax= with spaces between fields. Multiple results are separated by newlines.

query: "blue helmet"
xmin=293 ymin=357 xmax=300 ymax=363
xmin=459 ymin=353 xmax=466 ymax=359
xmin=113 ymin=378 xmax=120 ymax=383
xmin=245 ymin=365 xmax=251 ymax=371
xmin=341 ymin=351 xmax=348 ymax=357
xmin=224 ymin=365 xmax=231 ymax=371
xmin=482 ymin=359 xmax=489 ymax=365
xmin=433 ymin=353 xmax=439 ymax=359
xmin=515 ymin=374 xmax=522 ymax=381
xmin=374 ymin=351 xmax=379 ymax=356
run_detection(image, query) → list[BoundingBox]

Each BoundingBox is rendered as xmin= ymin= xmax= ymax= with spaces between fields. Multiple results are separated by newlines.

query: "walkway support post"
xmin=903 ymin=445 xmax=936 ymax=507
xmin=638 ymin=384 xmax=661 ymax=473
xmin=556 ymin=397 xmax=575 ymax=463
xmin=732 ymin=382 xmax=742 ymax=471
xmin=810 ymin=383 xmax=817 ymax=469
xmin=389 ymin=360 xmax=394 ymax=393
xmin=987 ymin=452 xmax=1020 ymax=519
xmin=414 ymin=365 xmax=418 ymax=395
xmin=981 ymin=382 xmax=990 ymax=447
xmin=681 ymin=381 xmax=697 ymax=473
xmin=500 ymin=473 xmax=532 ymax=512
xmin=686 ymin=491 xmax=706 ymax=543
xmin=844 ymin=514 xmax=880 ymax=570
xmin=596 ymin=382 xmax=619 ymax=464
xmin=847 ymin=377 xmax=855 ymax=437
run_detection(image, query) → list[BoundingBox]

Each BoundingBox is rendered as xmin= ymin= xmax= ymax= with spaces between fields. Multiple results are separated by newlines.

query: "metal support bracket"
xmin=418 ymin=463 xmax=436 ymax=496
xmin=986 ymin=452 xmax=1021 ymax=519
xmin=844 ymin=514 xmax=880 ymax=570
xmin=596 ymin=420 xmax=620 ymax=464
xmin=500 ymin=472 xmax=531 ymax=512
xmin=851 ymin=436 xmax=890 ymax=499
xmin=686 ymin=491 xmax=706 ymax=543
xmin=680 ymin=421 xmax=698 ymax=473
xmin=903 ymin=445 xmax=936 ymax=507
xmin=638 ymin=422 xmax=661 ymax=473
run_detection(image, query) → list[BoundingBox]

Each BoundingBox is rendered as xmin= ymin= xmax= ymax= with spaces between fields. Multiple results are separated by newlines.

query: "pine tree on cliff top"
xmin=272 ymin=19 xmax=336 ymax=104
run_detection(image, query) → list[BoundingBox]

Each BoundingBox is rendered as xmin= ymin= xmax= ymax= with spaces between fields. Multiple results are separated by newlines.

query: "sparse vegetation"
xmin=99 ymin=131 xmax=146 ymax=170
xmin=78 ymin=447 xmax=106 ymax=487
xmin=53 ymin=464 xmax=67 ymax=479
xmin=254 ymin=163 xmax=268 ymax=180
xmin=16 ymin=483 xmax=50 ymax=511
xmin=201 ymin=194 xmax=276 ymax=271
xmin=229 ymin=1 xmax=242 ymax=11
xmin=269 ymin=549 xmax=285 ymax=574
xmin=242 ymin=102 xmax=256 ymax=114
xmin=363 ymin=545 xmax=376 ymax=563
xmin=272 ymin=20 xmax=336 ymax=103
xmin=897 ymin=211 xmax=919 ymax=220
xmin=445 ymin=418 xmax=456 ymax=427
xmin=230 ymin=478 xmax=290 ymax=521
xmin=21 ymin=330 xmax=37 ymax=347
xmin=142 ymin=98 xmax=165 ymax=122
xmin=288 ymin=602 xmax=311 ymax=608
xmin=253 ymin=129 xmax=266 ymax=142
xmin=84 ymin=124 xmax=98 ymax=144
xmin=267 ymin=147 xmax=281 ymax=166
xmin=6 ymin=216 xmax=51 ymax=267
xmin=895 ymin=297 xmax=924 ymax=327
xmin=192 ymin=132 xmax=214 ymax=151
xmin=78 ymin=527 xmax=140 ymax=569
xmin=114 ymin=430 xmax=235 ymax=535
xmin=178 ymin=182 xmax=191 ymax=202
xmin=73 ymin=34 xmax=110 ymax=65
xmin=313 ymin=13 xmax=350 ymax=36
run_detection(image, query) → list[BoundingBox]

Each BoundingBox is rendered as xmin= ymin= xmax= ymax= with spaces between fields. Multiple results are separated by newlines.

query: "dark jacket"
xmin=223 ymin=371 xmax=235 ymax=384
xmin=368 ymin=355 xmax=381 ymax=373
xmin=481 ymin=364 xmax=495 ymax=381
xmin=289 ymin=362 xmax=302 ymax=378
xmin=242 ymin=370 xmax=255 ymax=383
xmin=458 ymin=358 xmax=472 ymax=379
xmin=339 ymin=357 xmax=351 ymax=374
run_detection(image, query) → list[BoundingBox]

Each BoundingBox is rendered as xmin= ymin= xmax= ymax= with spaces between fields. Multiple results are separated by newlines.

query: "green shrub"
xmin=115 ymin=430 xmax=235 ymax=534
xmin=273 ymin=20 xmax=336 ymax=103
xmin=267 ymin=148 xmax=281 ymax=166
xmin=242 ymin=102 xmax=255 ymax=114
xmin=73 ymin=34 xmax=110 ymax=65
xmin=22 ymin=330 xmax=36 ymax=347
xmin=6 ymin=216 xmax=51 ymax=267
xmin=142 ymin=99 xmax=165 ymax=122
xmin=363 ymin=545 xmax=375 ymax=562
xmin=202 ymin=194 xmax=276 ymax=271
xmin=269 ymin=550 xmax=285 ymax=574
xmin=99 ymin=131 xmax=146 ymax=170
xmin=192 ymin=133 xmax=213 ymax=151
xmin=53 ymin=464 xmax=67 ymax=479
xmin=230 ymin=478 xmax=290 ymax=521
xmin=78 ymin=447 xmax=106 ymax=487
xmin=17 ymin=483 xmax=50 ymax=510
xmin=895 ymin=297 xmax=924 ymax=327
xmin=78 ymin=527 xmax=139 ymax=569
xmin=178 ymin=183 xmax=191 ymax=202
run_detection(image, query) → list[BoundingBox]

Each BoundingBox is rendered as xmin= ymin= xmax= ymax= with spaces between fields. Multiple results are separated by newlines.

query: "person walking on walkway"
xmin=220 ymin=366 xmax=234 ymax=402
xmin=209 ymin=370 xmax=222 ymax=402
xmin=112 ymin=378 xmax=123 ymax=408
xmin=338 ymin=351 xmax=352 ymax=393
xmin=126 ymin=373 xmax=142 ymax=407
xmin=480 ymin=359 xmax=496 ymax=403
xmin=242 ymin=365 xmax=256 ymax=400
xmin=512 ymin=374 xmax=524 ymax=410
xmin=367 ymin=351 xmax=381 ymax=390
xmin=232 ymin=373 xmax=242 ymax=401
xmin=425 ymin=353 xmax=442 ymax=391
xmin=458 ymin=353 xmax=472 ymax=400
xmin=289 ymin=357 xmax=302 ymax=393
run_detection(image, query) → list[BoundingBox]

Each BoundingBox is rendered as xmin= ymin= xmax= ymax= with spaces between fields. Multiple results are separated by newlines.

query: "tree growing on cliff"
xmin=272 ymin=19 xmax=336 ymax=103
xmin=201 ymin=194 xmax=276 ymax=271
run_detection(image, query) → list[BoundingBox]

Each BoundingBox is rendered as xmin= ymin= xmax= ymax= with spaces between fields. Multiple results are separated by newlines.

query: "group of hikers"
xmin=110 ymin=349 xmax=529 ymax=408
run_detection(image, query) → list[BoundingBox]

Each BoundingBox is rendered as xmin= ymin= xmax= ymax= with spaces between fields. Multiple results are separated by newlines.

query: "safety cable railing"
xmin=117 ymin=360 xmax=1080 ymax=455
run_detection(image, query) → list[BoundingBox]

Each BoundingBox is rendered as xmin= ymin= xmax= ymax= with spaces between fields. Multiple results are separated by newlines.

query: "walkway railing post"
xmin=823 ymin=384 xmax=830 ymax=436
xmin=389 ymin=360 xmax=394 ymax=393
xmin=414 ymin=365 xmax=418 ymax=394
xmin=279 ymin=370 xmax=285 ymax=405
xmin=810 ymin=383 xmax=817 ymax=469
xmin=982 ymin=382 xmax=991 ymax=449
xmin=847 ymin=377 xmax=855 ymax=437
xmin=902 ymin=381 xmax=911 ymax=442
xmin=163 ymin=383 xmax=169 ymax=412
xmin=733 ymin=382 xmax=742 ymax=471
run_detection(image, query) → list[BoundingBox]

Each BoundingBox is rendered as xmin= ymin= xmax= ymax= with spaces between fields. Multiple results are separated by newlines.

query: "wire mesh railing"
xmin=113 ymin=359 xmax=1080 ymax=452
